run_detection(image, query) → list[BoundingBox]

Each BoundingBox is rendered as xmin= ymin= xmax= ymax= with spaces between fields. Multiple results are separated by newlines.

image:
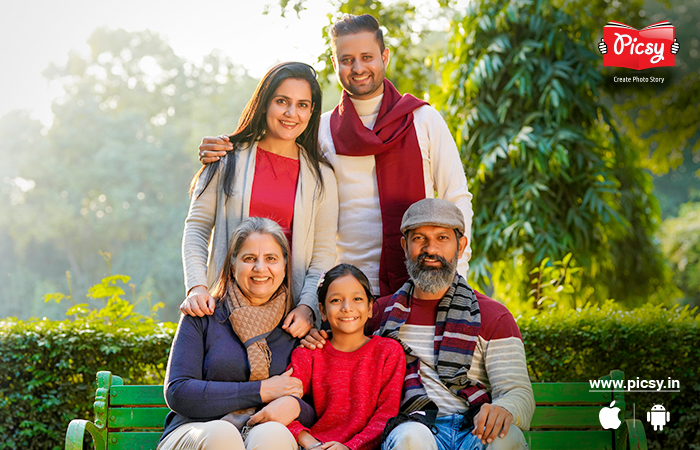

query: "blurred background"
xmin=1 ymin=0 xmax=698 ymax=323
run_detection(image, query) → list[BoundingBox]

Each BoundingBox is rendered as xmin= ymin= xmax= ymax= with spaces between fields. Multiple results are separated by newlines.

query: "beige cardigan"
xmin=182 ymin=143 xmax=338 ymax=322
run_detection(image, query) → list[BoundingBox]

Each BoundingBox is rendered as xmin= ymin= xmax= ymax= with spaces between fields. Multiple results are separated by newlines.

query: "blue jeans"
xmin=433 ymin=415 xmax=484 ymax=450
xmin=382 ymin=414 xmax=528 ymax=450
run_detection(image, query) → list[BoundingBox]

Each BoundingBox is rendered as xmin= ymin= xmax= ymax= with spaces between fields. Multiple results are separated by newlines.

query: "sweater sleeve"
xmin=344 ymin=340 xmax=406 ymax=450
xmin=296 ymin=166 xmax=339 ymax=323
xmin=293 ymin=396 xmax=317 ymax=429
xmin=182 ymin=162 xmax=221 ymax=294
xmin=417 ymin=105 xmax=474 ymax=276
xmin=480 ymin=314 xmax=535 ymax=431
xmin=164 ymin=313 xmax=263 ymax=418
xmin=287 ymin=348 xmax=315 ymax=439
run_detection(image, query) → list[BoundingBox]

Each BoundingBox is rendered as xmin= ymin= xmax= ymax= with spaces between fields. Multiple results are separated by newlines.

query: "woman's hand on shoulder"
xmin=259 ymin=368 xmax=303 ymax=403
xmin=320 ymin=442 xmax=349 ymax=450
xmin=282 ymin=305 xmax=314 ymax=338
xmin=180 ymin=285 xmax=215 ymax=317
xmin=299 ymin=328 xmax=329 ymax=350
xmin=198 ymin=135 xmax=233 ymax=164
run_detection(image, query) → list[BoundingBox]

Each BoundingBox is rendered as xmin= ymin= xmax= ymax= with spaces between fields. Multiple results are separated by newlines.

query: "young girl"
xmin=286 ymin=264 xmax=406 ymax=450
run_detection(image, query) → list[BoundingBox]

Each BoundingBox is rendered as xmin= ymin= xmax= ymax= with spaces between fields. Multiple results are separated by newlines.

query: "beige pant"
xmin=158 ymin=420 xmax=298 ymax=450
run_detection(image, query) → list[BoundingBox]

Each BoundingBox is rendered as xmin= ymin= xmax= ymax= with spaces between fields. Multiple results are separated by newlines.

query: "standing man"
xmin=198 ymin=14 xmax=473 ymax=298
xmin=304 ymin=198 xmax=534 ymax=450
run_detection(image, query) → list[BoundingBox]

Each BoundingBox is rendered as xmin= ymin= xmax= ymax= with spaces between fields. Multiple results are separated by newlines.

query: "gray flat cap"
xmin=400 ymin=198 xmax=465 ymax=234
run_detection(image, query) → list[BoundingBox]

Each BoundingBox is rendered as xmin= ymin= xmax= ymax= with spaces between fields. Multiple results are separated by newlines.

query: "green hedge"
xmin=0 ymin=315 xmax=175 ymax=450
xmin=520 ymin=301 xmax=700 ymax=449
xmin=1 ymin=302 xmax=698 ymax=450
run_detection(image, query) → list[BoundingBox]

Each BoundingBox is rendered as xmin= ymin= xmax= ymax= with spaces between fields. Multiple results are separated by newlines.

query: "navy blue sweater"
xmin=161 ymin=301 xmax=314 ymax=441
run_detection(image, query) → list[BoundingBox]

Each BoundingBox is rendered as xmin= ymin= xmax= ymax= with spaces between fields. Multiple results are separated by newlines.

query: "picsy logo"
xmin=598 ymin=21 xmax=680 ymax=70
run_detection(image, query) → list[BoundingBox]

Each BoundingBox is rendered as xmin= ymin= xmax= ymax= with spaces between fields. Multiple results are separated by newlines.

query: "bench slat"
xmin=108 ymin=407 xmax=170 ymax=429
xmin=530 ymin=406 xmax=601 ymax=428
xmin=110 ymin=385 xmax=166 ymax=406
xmin=107 ymin=432 xmax=161 ymax=450
xmin=87 ymin=371 xmax=639 ymax=450
xmin=531 ymin=383 xmax=612 ymax=405
xmin=524 ymin=430 xmax=613 ymax=450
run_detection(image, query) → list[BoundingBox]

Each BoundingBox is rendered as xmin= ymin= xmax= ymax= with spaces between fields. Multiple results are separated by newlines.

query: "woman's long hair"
xmin=210 ymin=217 xmax=293 ymax=307
xmin=190 ymin=62 xmax=328 ymax=198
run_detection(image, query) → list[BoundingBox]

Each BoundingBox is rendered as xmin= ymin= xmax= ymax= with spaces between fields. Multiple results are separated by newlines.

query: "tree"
xmin=276 ymin=0 xmax=685 ymax=309
xmin=0 ymin=28 xmax=258 ymax=321
xmin=660 ymin=200 xmax=700 ymax=307
xmin=432 ymin=0 xmax=674 ymax=307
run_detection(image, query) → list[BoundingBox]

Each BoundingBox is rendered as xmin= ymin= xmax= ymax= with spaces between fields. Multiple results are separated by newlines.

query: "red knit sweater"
xmin=287 ymin=336 xmax=406 ymax=450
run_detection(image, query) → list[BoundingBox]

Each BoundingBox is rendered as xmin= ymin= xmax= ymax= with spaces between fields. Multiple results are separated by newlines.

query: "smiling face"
xmin=401 ymin=225 xmax=468 ymax=296
xmin=262 ymin=78 xmax=313 ymax=145
xmin=320 ymin=274 xmax=373 ymax=337
xmin=233 ymin=232 xmax=286 ymax=306
xmin=332 ymin=31 xmax=389 ymax=100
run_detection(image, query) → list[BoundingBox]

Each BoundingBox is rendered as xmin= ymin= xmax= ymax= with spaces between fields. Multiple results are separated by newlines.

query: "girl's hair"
xmin=317 ymin=263 xmax=374 ymax=306
xmin=190 ymin=61 xmax=329 ymax=198
xmin=210 ymin=217 xmax=293 ymax=306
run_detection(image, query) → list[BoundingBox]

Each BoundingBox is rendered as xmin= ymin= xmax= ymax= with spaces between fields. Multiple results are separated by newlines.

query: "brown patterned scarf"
xmin=226 ymin=282 xmax=290 ymax=381
xmin=221 ymin=282 xmax=290 ymax=430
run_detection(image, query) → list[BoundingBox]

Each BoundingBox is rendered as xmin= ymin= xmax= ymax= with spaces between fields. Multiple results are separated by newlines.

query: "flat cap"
xmin=400 ymin=198 xmax=465 ymax=234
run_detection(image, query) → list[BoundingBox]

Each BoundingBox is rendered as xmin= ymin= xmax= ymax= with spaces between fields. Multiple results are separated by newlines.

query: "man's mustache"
xmin=417 ymin=253 xmax=448 ymax=268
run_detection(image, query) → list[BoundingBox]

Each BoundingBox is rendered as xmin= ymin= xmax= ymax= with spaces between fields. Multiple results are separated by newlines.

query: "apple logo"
xmin=599 ymin=400 xmax=622 ymax=429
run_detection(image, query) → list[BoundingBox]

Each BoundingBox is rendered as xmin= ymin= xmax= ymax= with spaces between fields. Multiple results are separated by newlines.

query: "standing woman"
xmin=181 ymin=62 xmax=337 ymax=336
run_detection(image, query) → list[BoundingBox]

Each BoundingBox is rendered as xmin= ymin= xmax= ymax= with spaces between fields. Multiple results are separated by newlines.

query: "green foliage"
xmin=0 ymin=28 xmax=259 ymax=321
xmin=616 ymin=72 xmax=700 ymax=176
xmin=528 ymin=253 xmax=581 ymax=310
xmin=609 ymin=0 xmax=700 ymax=173
xmin=434 ymin=0 xmax=673 ymax=307
xmin=660 ymin=201 xmax=700 ymax=307
xmin=519 ymin=302 xmax=700 ymax=449
xmin=489 ymin=253 xmax=585 ymax=316
xmin=0 ymin=274 xmax=175 ymax=450
xmin=606 ymin=0 xmax=700 ymax=218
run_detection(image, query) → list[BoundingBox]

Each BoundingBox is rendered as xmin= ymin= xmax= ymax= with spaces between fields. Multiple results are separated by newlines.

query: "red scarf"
xmin=330 ymin=79 xmax=428 ymax=295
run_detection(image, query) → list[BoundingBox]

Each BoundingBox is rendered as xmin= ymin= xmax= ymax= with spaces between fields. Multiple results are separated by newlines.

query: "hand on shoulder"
xmin=180 ymin=286 xmax=215 ymax=317
xmin=198 ymin=135 xmax=233 ymax=164
xmin=299 ymin=328 xmax=329 ymax=350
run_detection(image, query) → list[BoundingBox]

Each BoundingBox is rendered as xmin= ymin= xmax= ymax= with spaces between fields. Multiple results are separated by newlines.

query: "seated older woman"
xmin=159 ymin=217 xmax=312 ymax=450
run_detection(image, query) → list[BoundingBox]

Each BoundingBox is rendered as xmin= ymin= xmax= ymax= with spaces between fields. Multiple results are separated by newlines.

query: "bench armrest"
xmin=65 ymin=419 xmax=107 ymax=450
xmin=616 ymin=419 xmax=648 ymax=450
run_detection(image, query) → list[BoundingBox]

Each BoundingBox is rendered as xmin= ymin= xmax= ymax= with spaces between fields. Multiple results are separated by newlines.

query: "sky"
xmin=0 ymin=0 xmax=332 ymax=127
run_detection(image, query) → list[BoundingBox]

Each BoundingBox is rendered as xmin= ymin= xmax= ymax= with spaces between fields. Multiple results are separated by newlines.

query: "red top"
xmin=287 ymin=336 xmax=406 ymax=450
xmin=249 ymin=146 xmax=300 ymax=245
xmin=405 ymin=296 xmax=439 ymax=326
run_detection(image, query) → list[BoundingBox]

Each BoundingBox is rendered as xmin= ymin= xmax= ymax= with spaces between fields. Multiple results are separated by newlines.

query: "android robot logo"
xmin=647 ymin=404 xmax=670 ymax=431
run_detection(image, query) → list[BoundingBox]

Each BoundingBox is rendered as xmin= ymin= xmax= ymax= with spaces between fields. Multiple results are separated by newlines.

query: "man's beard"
xmin=405 ymin=250 xmax=458 ymax=294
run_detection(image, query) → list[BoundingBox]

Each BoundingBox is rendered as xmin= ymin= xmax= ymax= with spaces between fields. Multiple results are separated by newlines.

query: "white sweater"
xmin=182 ymin=143 xmax=339 ymax=321
xmin=319 ymin=95 xmax=473 ymax=294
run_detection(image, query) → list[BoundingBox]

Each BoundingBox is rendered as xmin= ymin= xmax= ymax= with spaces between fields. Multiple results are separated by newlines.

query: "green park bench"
xmin=65 ymin=369 xmax=647 ymax=450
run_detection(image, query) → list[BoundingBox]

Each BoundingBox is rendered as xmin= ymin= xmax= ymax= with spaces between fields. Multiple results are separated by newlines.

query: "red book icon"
xmin=602 ymin=21 xmax=676 ymax=70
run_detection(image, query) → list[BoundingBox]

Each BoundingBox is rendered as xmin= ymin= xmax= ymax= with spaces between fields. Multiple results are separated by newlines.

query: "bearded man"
xmin=305 ymin=198 xmax=534 ymax=450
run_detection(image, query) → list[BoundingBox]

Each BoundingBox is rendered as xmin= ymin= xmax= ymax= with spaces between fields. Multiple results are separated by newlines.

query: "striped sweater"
xmin=367 ymin=290 xmax=535 ymax=431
